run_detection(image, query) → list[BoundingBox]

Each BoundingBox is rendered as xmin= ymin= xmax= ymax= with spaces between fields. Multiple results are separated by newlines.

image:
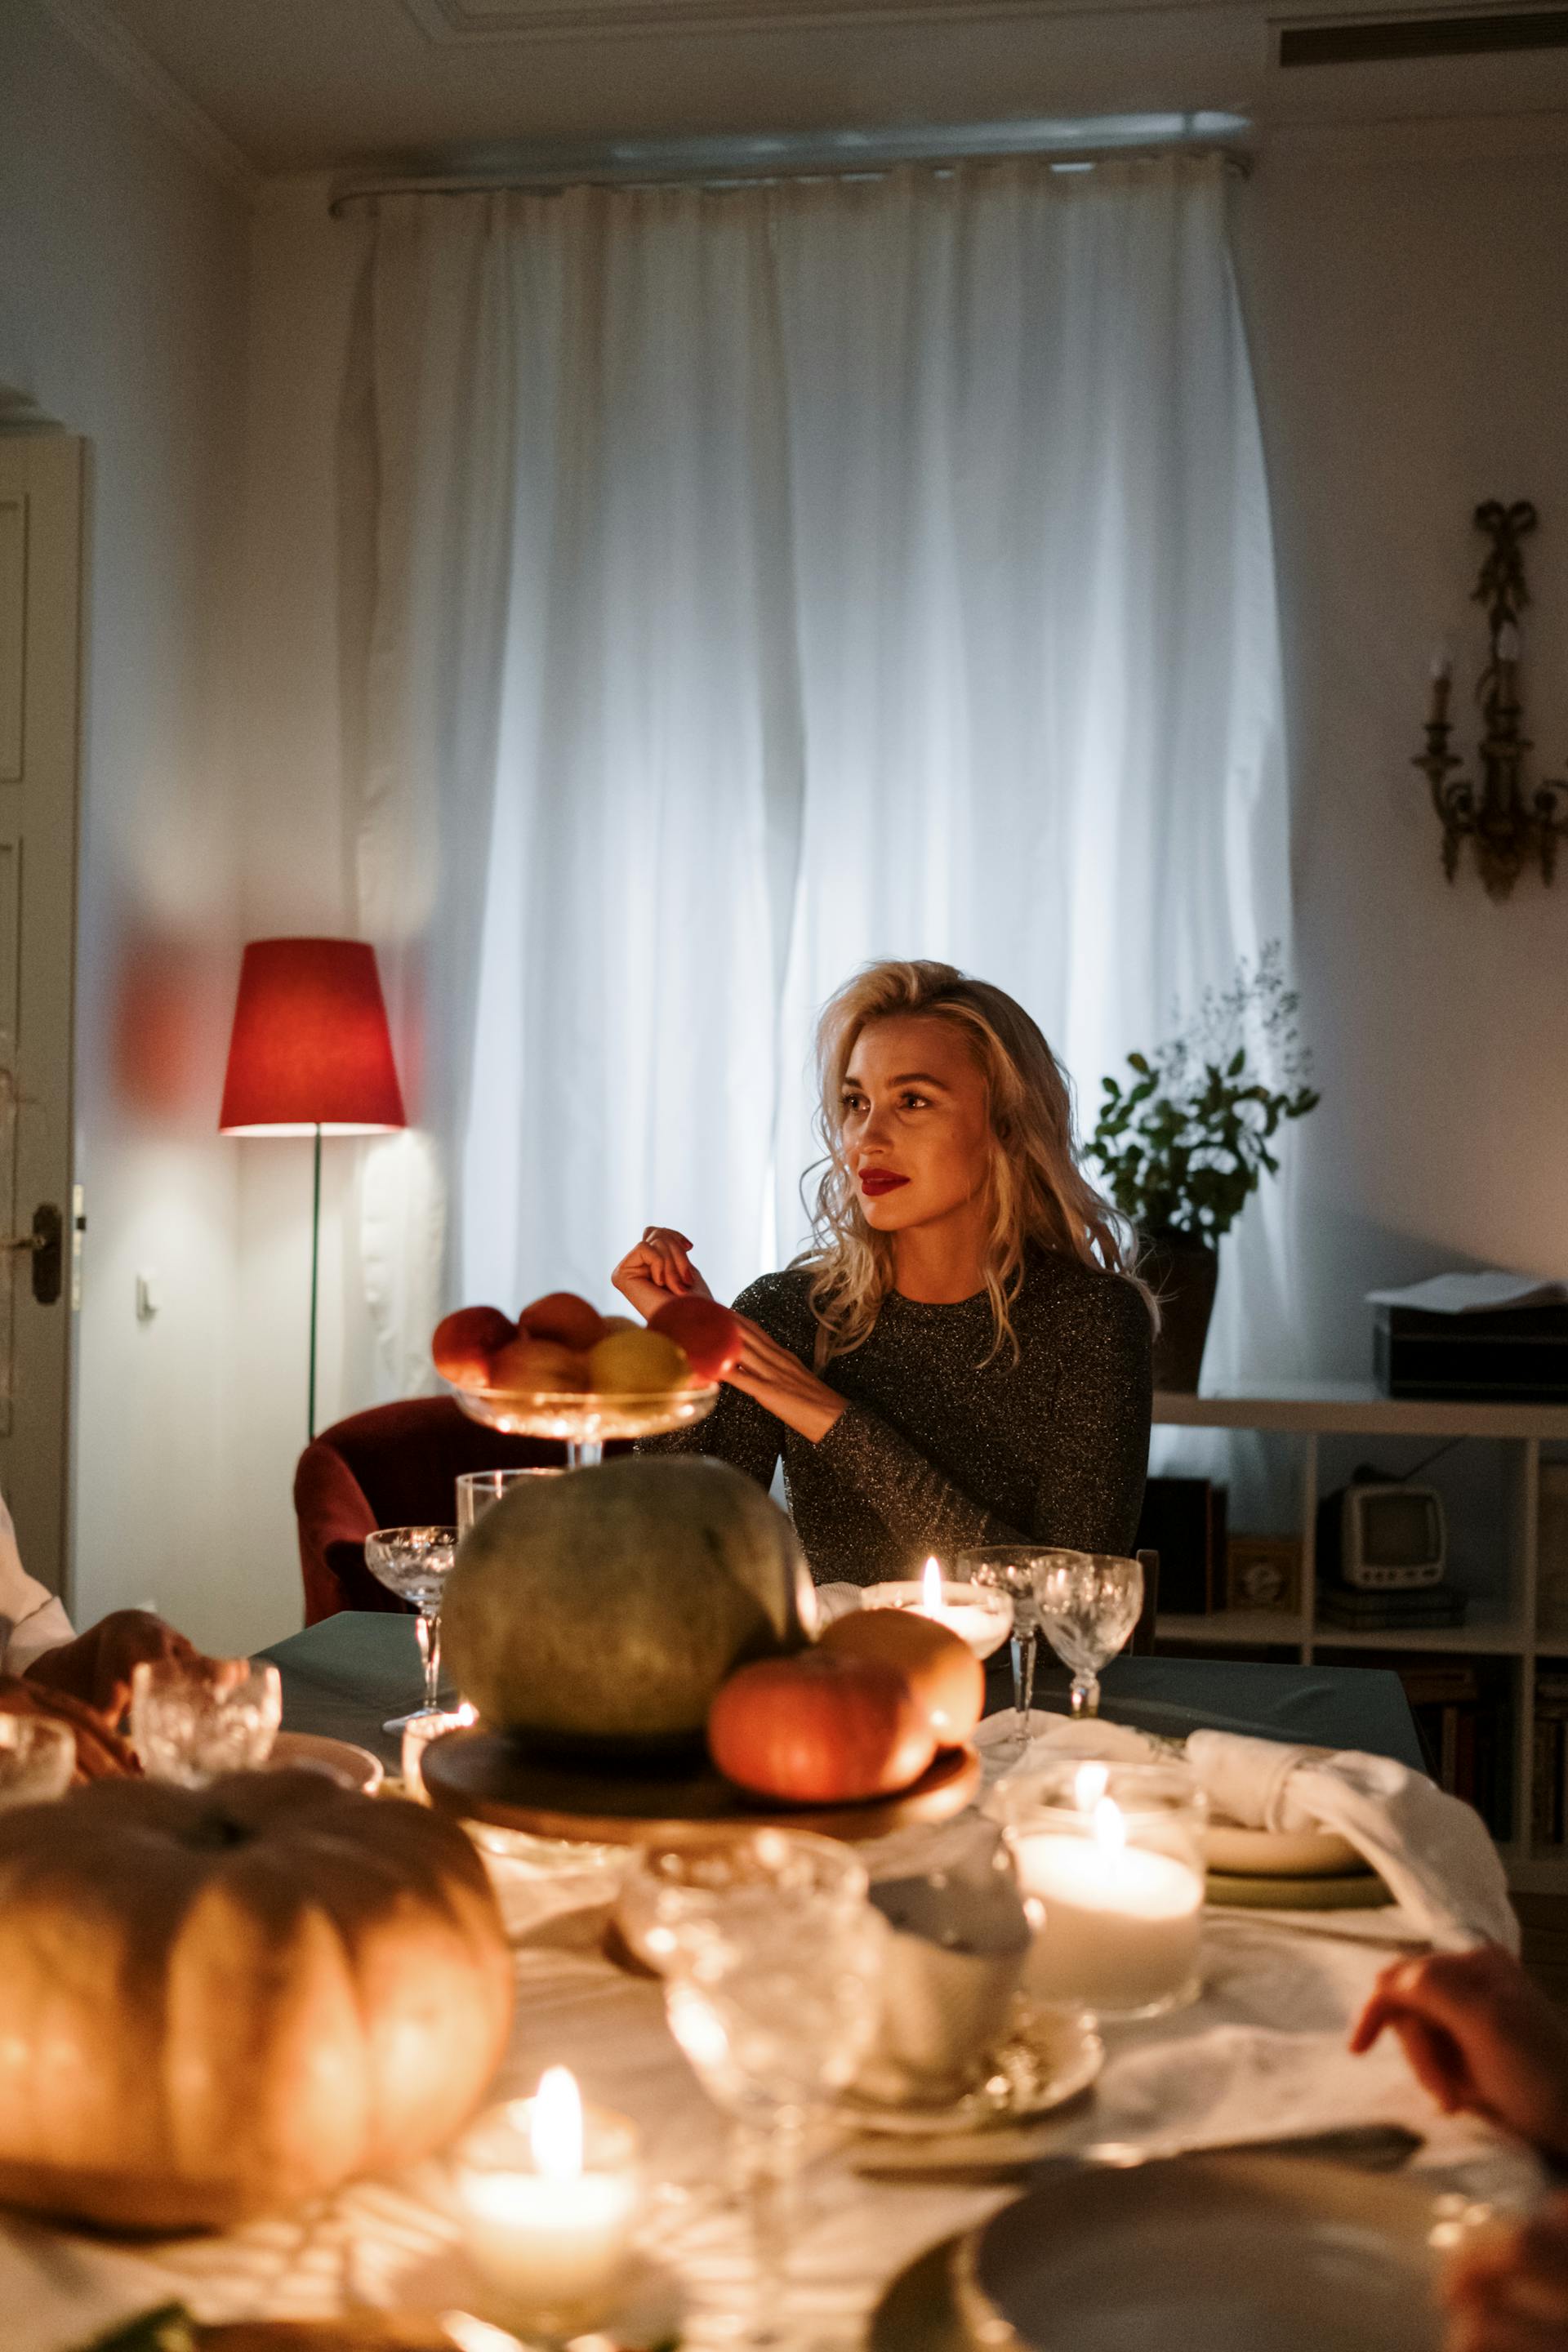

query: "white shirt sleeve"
xmin=0 ymin=1487 xmax=74 ymax=1675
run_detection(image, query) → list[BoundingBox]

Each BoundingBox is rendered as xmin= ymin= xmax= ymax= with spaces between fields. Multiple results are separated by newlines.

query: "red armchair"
xmin=294 ymin=1396 xmax=572 ymax=1623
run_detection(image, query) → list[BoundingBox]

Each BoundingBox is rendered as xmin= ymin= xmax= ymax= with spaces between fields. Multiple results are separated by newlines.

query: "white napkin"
xmin=0 ymin=2217 xmax=180 ymax=2352
xmin=1186 ymin=1729 xmax=1519 ymax=1953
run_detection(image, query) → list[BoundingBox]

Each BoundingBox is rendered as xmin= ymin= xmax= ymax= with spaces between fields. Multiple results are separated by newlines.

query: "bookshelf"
xmin=1150 ymin=1384 xmax=1568 ymax=1892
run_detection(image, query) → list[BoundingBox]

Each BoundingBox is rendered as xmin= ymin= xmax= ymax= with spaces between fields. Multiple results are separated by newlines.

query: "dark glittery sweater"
xmin=640 ymin=1250 xmax=1153 ymax=1585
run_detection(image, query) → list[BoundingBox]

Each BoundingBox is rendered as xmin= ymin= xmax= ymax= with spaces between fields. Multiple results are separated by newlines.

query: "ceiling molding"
xmin=43 ymin=0 xmax=261 ymax=198
xmin=398 ymin=0 xmax=1189 ymax=38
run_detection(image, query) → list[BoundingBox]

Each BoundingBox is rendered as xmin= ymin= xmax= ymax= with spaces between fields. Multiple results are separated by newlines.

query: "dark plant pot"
xmin=1141 ymin=1232 xmax=1220 ymax=1392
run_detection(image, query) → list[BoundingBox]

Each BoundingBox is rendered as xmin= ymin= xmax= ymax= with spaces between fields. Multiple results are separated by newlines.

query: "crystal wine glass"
xmin=956 ymin=1544 xmax=1049 ymax=1757
xmin=1031 ymin=1549 xmax=1144 ymax=1718
xmin=364 ymin=1524 xmax=458 ymax=1730
xmin=625 ymin=1830 xmax=885 ymax=2347
xmin=129 ymin=1658 xmax=283 ymax=1785
xmin=455 ymin=1465 xmax=566 ymax=1536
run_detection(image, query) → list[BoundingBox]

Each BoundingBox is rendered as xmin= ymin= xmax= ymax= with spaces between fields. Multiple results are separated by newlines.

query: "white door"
xmin=0 ymin=436 xmax=82 ymax=1597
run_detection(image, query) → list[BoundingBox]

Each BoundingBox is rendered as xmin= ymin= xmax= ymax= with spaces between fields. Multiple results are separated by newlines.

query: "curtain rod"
xmin=327 ymin=114 xmax=1251 ymax=213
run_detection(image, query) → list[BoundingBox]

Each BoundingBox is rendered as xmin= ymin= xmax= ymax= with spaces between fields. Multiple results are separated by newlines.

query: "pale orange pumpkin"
xmin=707 ymin=1651 xmax=937 ymax=1803
xmin=0 ymin=1769 xmax=514 ymax=2231
xmin=818 ymin=1608 xmax=985 ymax=1746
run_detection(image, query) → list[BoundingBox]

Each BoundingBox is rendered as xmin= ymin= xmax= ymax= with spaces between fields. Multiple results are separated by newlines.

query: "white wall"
xmin=0 ymin=3 xmax=262 ymax=1649
xmin=1232 ymin=118 xmax=1568 ymax=1379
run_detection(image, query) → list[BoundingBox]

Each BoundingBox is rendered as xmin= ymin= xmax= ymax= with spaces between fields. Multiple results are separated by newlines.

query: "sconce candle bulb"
xmin=1414 ymin=501 xmax=1568 ymax=898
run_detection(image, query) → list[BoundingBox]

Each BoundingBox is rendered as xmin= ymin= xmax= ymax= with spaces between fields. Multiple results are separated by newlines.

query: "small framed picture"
xmin=1225 ymin=1534 xmax=1303 ymax=1615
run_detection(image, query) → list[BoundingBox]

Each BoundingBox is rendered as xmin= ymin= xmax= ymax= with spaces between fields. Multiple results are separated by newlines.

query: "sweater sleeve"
xmin=814 ymin=1273 xmax=1153 ymax=1558
xmin=635 ymin=1276 xmax=789 ymax=1498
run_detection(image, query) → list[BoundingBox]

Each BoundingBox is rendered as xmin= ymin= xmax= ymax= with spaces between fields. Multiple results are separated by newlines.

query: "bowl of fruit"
xmin=432 ymin=1290 xmax=744 ymax=1465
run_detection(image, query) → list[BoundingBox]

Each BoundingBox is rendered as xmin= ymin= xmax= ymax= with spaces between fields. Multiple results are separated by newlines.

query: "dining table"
xmin=4 ymin=1619 xmax=1540 ymax=2352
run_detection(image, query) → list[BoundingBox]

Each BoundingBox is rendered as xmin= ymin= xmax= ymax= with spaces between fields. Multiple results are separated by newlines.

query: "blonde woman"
xmin=614 ymin=960 xmax=1154 ymax=1584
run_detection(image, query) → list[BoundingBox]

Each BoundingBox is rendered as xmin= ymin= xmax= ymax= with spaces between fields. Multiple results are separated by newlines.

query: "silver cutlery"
xmin=853 ymin=2118 xmax=1423 ymax=2187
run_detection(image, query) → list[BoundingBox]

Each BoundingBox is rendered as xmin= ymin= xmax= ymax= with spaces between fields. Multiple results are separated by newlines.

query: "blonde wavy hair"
xmin=797 ymin=960 xmax=1153 ymax=1365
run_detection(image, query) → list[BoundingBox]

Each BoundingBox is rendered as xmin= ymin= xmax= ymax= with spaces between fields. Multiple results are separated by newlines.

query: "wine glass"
xmin=625 ymin=1831 xmax=884 ymax=2346
xmin=364 ymin=1525 xmax=458 ymax=1730
xmin=956 ymin=1545 xmax=1049 ymax=1757
xmin=129 ymin=1659 xmax=283 ymax=1785
xmin=456 ymin=1466 xmax=567 ymax=1535
xmin=1031 ymin=1549 xmax=1143 ymax=1718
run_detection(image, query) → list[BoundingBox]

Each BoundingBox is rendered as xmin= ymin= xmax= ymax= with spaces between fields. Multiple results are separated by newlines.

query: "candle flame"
xmin=1074 ymin=1761 xmax=1110 ymax=1813
xmin=1093 ymin=1797 xmax=1127 ymax=1855
xmin=456 ymin=1701 xmax=479 ymax=1727
xmin=922 ymin=1557 xmax=944 ymax=1613
xmin=531 ymin=2065 xmax=583 ymax=2180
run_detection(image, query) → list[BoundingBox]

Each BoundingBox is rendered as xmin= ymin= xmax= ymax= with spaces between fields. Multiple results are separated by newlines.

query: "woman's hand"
xmin=0 ymin=1673 xmax=138 ymax=1780
xmin=26 ymin=1608 xmax=198 ymax=1728
xmin=611 ymin=1228 xmax=714 ymax=1324
xmin=1352 ymin=1945 xmax=1568 ymax=2159
xmin=1441 ymin=2194 xmax=1568 ymax=2351
xmin=724 ymin=1315 xmax=847 ymax=1446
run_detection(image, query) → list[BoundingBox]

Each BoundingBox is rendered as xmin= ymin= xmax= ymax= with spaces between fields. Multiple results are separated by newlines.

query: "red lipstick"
xmin=859 ymin=1170 xmax=910 ymax=1197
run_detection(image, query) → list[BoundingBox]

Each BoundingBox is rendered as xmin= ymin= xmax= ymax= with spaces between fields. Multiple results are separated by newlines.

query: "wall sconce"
xmin=1414 ymin=500 xmax=1568 ymax=901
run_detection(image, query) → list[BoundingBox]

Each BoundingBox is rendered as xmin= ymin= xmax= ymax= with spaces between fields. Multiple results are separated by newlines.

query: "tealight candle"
xmin=457 ymin=2069 xmax=643 ymax=2332
xmin=862 ymin=1557 xmax=1013 ymax=1660
xmin=1000 ymin=1760 xmax=1206 ymax=2020
xmin=401 ymin=1702 xmax=478 ymax=1801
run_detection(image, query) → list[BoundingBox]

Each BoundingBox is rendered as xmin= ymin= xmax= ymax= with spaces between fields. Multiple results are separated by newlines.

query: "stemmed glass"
xmin=456 ymin=1466 xmax=566 ymax=1535
xmin=364 ymin=1525 xmax=458 ymax=1731
xmin=1031 ymin=1549 xmax=1144 ymax=1718
xmin=956 ymin=1545 xmax=1049 ymax=1757
xmin=624 ymin=1830 xmax=885 ymax=2347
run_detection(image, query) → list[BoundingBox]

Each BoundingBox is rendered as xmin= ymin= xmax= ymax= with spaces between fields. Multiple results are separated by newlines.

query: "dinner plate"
xmin=835 ymin=2006 xmax=1103 ymax=2136
xmin=269 ymin=1731 xmax=385 ymax=1793
xmin=1205 ymin=1866 xmax=1392 ymax=1909
xmin=1205 ymin=1816 xmax=1362 ymax=1877
xmin=962 ymin=2154 xmax=1452 ymax=2350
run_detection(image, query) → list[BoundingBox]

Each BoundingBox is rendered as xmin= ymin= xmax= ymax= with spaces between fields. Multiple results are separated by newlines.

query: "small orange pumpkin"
xmin=0 ymin=1769 xmax=513 ymax=2230
xmin=708 ymin=1651 xmax=937 ymax=1804
xmin=819 ymin=1607 xmax=985 ymax=1745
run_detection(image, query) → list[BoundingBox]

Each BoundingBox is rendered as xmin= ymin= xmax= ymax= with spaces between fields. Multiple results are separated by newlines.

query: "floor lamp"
xmin=220 ymin=938 xmax=407 ymax=1439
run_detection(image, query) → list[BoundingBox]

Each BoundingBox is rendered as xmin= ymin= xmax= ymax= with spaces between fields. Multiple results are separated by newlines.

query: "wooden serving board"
xmin=421 ymin=1724 xmax=981 ymax=1844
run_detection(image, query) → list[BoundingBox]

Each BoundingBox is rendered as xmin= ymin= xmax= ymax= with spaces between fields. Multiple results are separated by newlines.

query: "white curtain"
xmin=342 ymin=156 xmax=1294 ymax=1399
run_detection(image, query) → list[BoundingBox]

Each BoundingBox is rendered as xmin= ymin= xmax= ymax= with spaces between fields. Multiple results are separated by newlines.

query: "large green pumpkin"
xmin=443 ymin=1455 xmax=814 ymax=1751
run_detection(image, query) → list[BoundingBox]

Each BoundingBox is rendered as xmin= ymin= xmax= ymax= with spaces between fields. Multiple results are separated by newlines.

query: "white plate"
xmin=269 ymin=1731 xmax=384 ymax=1793
xmin=961 ymin=2154 xmax=1463 ymax=2351
xmin=1205 ymin=1815 xmax=1362 ymax=1877
xmin=835 ymin=2004 xmax=1102 ymax=2137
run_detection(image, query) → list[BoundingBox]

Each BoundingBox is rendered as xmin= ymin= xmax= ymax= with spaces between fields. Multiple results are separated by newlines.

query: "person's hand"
xmin=723 ymin=1314 xmax=848 ymax=1446
xmin=0 ymin=1673 xmax=138 ymax=1780
xmin=611 ymin=1227 xmax=714 ymax=1324
xmin=1352 ymin=1945 xmax=1568 ymax=2160
xmin=1441 ymin=2193 xmax=1568 ymax=2350
xmin=25 ymin=1608 xmax=199 ymax=1727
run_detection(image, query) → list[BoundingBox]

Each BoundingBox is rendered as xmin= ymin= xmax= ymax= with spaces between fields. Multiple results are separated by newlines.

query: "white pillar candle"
xmin=1010 ymin=1798 xmax=1204 ymax=2017
xmin=862 ymin=1558 xmax=1013 ymax=1659
xmin=457 ymin=2069 xmax=642 ymax=2328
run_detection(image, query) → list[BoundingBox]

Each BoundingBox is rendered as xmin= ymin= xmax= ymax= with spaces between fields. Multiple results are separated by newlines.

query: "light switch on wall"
xmin=136 ymin=1271 xmax=160 ymax=1322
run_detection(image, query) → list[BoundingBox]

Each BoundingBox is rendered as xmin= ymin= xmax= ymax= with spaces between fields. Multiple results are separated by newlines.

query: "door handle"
xmin=0 ymin=1205 xmax=63 ymax=1304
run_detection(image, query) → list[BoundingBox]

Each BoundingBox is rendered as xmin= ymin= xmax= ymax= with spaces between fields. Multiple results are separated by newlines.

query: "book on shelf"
xmin=1390 ymin=1660 xmax=1512 ymax=1841
xmin=1134 ymin=1477 xmax=1227 ymax=1614
xmin=1316 ymin=1580 xmax=1468 ymax=1632
xmin=1533 ymin=1675 xmax=1568 ymax=1849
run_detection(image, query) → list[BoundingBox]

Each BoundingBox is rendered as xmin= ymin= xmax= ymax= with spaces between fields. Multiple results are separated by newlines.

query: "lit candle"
xmin=1428 ymin=644 xmax=1454 ymax=726
xmin=862 ymin=1557 xmax=1012 ymax=1659
xmin=401 ymin=1701 xmax=478 ymax=1801
xmin=457 ymin=2069 xmax=643 ymax=2331
xmin=1008 ymin=1770 xmax=1204 ymax=2018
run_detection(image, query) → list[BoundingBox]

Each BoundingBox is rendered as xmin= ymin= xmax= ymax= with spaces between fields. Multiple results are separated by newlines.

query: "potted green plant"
xmin=1088 ymin=946 xmax=1319 ymax=1390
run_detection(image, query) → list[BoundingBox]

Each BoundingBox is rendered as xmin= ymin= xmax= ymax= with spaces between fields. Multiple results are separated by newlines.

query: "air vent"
xmin=1278 ymin=8 xmax=1568 ymax=62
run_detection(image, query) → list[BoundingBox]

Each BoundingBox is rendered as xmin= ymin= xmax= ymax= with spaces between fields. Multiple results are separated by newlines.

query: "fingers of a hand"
xmin=1349 ymin=1992 xmax=1393 ymax=2055
xmin=1390 ymin=2012 xmax=1472 ymax=2110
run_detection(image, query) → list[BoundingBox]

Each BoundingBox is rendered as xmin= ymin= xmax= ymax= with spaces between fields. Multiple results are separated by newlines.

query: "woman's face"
xmin=839 ymin=1014 xmax=994 ymax=1236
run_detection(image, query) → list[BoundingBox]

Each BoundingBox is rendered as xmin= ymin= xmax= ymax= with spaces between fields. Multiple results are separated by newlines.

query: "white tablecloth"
xmin=2 ymin=1852 xmax=1548 ymax=2352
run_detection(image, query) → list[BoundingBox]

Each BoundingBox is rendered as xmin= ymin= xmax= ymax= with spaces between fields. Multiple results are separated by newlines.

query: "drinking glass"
xmin=129 ymin=1658 xmax=282 ymax=1785
xmin=364 ymin=1524 xmax=458 ymax=1730
xmin=456 ymin=1466 xmax=567 ymax=1536
xmin=624 ymin=1830 xmax=884 ymax=2346
xmin=0 ymin=1715 xmax=75 ymax=1809
xmin=1031 ymin=1549 xmax=1144 ymax=1718
xmin=955 ymin=1545 xmax=1049 ymax=1756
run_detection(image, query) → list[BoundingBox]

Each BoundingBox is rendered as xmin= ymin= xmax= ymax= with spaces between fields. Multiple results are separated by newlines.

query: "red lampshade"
xmin=220 ymin=938 xmax=407 ymax=1135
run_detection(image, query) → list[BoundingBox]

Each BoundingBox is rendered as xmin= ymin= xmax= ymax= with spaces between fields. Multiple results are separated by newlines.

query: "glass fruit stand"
xmin=446 ymin=1379 xmax=721 ymax=1468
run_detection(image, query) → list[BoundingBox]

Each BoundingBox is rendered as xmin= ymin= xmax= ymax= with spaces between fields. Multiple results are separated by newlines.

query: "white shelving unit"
xmin=1150 ymin=1384 xmax=1568 ymax=1892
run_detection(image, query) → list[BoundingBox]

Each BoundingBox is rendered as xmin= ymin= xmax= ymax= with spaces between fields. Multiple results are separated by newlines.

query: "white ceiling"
xmin=77 ymin=0 xmax=1568 ymax=174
